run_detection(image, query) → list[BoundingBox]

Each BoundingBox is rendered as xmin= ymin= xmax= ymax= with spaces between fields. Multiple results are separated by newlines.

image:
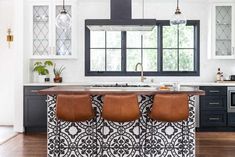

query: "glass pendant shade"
xmin=56 ymin=0 xmax=72 ymax=30
xmin=170 ymin=0 xmax=186 ymax=25
xmin=170 ymin=12 xmax=186 ymax=25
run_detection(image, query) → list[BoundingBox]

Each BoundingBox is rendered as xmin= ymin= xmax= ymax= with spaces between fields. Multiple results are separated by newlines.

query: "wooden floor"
xmin=0 ymin=132 xmax=235 ymax=157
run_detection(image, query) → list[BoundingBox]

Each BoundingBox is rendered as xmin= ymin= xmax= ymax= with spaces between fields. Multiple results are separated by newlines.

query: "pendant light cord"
xmin=63 ymin=0 xmax=65 ymax=10
xmin=177 ymin=0 xmax=179 ymax=10
xmin=142 ymin=0 xmax=145 ymax=19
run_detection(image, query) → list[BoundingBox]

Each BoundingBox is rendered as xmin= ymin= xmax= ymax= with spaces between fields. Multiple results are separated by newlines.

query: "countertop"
xmin=37 ymin=85 xmax=205 ymax=95
xmin=24 ymin=81 xmax=235 ymax=87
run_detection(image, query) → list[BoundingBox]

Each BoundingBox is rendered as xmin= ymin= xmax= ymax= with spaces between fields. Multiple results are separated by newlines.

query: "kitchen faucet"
xmin=135 ymin=63 xmax=146 ymax=82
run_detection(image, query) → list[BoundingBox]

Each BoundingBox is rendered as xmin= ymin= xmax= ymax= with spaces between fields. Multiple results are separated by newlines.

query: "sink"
xmin=92 ymin=83 xmax=151 ymax=88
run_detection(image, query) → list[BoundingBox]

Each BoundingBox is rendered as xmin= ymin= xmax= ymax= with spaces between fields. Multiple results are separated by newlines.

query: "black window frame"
xmin=85 ymin=20 xmax=200 ymax=76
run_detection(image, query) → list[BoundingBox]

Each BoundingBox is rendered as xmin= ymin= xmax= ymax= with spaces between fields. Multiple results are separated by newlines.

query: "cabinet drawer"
xmin=200 ymin=111 xmax=227 ymax=127
xmin=200 ymin=96 xmax=227 ymax=111
xmin=24 ymin=86 xmax=52 ymax=96
xmin=200 ymin=86 xmax=227 ymax=96
xmin=228 ymin=113 xmax=235 ymax=126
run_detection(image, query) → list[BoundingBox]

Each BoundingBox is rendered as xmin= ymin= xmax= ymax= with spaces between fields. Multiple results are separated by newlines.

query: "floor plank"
xmin=0 ymin=132 xmax=235 ymax=157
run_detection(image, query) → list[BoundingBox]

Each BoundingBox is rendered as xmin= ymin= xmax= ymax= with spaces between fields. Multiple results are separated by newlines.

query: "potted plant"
xmin=33 ymin=60 xmax=53 ymax=83
xmin=53 ymin=64 xmax=65 ymax=83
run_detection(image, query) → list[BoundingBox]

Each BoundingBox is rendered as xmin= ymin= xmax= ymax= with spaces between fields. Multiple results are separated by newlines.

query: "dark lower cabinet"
xmin=24 ymin=86 xmax=51 ymax=133
xmin=200 ymin=111 xmax=227 ymax=127
xmin=199 ymin=86 xmax=235 ymax=131
xmin=228 ymin=113 xmax=235 ymax=127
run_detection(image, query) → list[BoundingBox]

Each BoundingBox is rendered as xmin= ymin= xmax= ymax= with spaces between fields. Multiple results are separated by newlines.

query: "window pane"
xmin=90 ymin=31 xmax=105 ymax=48
xmin=143 ymin=49 xmax=157 ymax=71
xmin=163 ymin=25 xmax=178 ymax=48
xmin=126 ymin=49 xmax=141 ymax=71
xmin=179 ymin=25 xmax=194 ymax=48
xmin=179 ymin=49 xmax=194 ymax=71
xmin=90 ymin=49 xmax=105 ymax=71
xmin=163 ymin=49 xmax=178 ymax=71
xmin=143 ymin=27 xmax=158 ymax=48
xmin=107 ymin=31 xmax=121 ymax=48
xmin=127 ymin=32 xmax=142 ymax=48
xmin=107 ymin=49 xmax=121 ymax=71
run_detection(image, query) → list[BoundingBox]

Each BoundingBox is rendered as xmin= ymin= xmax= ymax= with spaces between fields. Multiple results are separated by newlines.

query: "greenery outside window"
xmin=85 ymin=20 xmax=200 ymax=76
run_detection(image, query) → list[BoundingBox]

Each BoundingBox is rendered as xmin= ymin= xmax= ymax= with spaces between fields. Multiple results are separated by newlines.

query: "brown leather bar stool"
xmin=101 ymin=94 xmax=140 ymax=155
xmin=102 ymin=94 xmax=140 ymax=122
xmin=148 ymin=94 xmax=190 ymax=156
xmin=55 ymin=94 xmax=95 ymax=156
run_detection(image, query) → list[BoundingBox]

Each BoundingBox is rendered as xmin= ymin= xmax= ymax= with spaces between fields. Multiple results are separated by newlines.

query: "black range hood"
xmin=86 ymin=0 xmax=157 ymax=31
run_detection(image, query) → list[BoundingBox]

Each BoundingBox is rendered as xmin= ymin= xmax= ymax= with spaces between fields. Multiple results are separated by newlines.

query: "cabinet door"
xmin=212 ymin=4 xmax=235 ymax=59
xmin=31 ymin=3 xmax=52 ymax=57
xmin=54 ymin=5 xmax=72 ymax=56
xmin=24 ymin=95 xmax=47 ymax=128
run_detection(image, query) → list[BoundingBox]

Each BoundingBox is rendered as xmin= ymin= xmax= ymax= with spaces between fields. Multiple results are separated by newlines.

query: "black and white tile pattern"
xmin=47 ymin=95 xmax=196 ymax=157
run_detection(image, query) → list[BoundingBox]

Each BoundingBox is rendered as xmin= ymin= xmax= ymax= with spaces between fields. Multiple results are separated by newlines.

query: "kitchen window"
xmin=85 ymin=20 xmax=200 ymax=76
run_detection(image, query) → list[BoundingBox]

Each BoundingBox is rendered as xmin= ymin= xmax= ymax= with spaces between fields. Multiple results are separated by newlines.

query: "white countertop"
xmin=23 ymin=81 xmax=235 ymax=87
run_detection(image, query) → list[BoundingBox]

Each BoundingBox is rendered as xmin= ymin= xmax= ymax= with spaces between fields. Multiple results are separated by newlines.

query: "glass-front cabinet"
xmin=211 ymin=3 xmax=235 ymax=59
xmin=29 ymin=0 xmax=76 ymax=59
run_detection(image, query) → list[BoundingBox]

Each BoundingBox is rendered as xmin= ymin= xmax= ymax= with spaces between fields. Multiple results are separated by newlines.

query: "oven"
xmin=227 ymin=87 xmax=235 ymax=112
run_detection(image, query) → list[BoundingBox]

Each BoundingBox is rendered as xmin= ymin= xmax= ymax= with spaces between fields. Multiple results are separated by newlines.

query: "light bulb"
xmin=170 ymin=12 xmax=186 ymax=26
xmin=56 ymin=10 xmax=72 ymax=30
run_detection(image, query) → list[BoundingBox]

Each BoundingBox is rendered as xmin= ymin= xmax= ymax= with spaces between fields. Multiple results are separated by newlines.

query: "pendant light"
xmin=170 ymin=0 xmax=186 ymax=25
xmin=56 ymin=0 xmax=72 ymax=30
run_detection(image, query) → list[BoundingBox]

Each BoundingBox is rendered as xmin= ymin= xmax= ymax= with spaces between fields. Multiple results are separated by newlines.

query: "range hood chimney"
xmin=86 ymin=0 xmax=156 ymax=31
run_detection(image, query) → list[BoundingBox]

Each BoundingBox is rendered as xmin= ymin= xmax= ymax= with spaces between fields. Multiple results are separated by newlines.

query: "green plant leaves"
xmin=33 ymin=60 xmax=53 ymax=75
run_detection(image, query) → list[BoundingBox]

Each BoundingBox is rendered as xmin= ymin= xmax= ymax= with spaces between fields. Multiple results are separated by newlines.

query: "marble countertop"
xmin=24 ymin=81 xmax=235 ymax=87
xmin=37 ymin=85 xmax=205 ymax=95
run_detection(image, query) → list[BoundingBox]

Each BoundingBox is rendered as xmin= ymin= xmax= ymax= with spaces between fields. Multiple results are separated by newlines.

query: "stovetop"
xmin=92 ymin=83 xmax=151 ymax=88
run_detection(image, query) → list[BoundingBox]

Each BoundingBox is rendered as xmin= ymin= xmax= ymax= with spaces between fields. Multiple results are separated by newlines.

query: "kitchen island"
xmin=38 ymin=85 xmax=204 ymax=157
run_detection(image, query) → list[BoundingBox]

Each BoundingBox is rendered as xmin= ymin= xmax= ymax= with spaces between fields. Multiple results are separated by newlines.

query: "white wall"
xmin=24 ymin=0 xmax=235 ymax=84
xmin=0 ymin=0 xmax=16 ymax=125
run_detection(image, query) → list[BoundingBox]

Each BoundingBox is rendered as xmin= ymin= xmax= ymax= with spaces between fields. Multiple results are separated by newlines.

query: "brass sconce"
xmin=7 ymin=28 xmax=13 ymax=48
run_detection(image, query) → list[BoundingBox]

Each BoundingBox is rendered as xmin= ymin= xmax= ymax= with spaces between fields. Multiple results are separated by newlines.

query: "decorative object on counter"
xmin=56 ymin=0 xmax=72 ymax=30
xmin=53 ymin=64 xmax=65 ymax=83
xmin=33 ymin=60 xmax=53 ymax=83
xmin=159 ymin=86 xmax=171 ymax=91
xmin=6 ymin=28 xmax=13 ymax=48
xmin=170 ymin=0 xmax=186 ymax=25
xmin=216 ymin=67 xmax=223 ymax=82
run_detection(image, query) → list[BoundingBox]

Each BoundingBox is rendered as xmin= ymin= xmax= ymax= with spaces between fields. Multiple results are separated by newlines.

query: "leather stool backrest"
xmin=56 ymin=94 xmax=95 ymax=122
xmin=102 ymin=94 xmax=140 ymax=122
xmin=149 ymin=94 xmax=189 ymax=122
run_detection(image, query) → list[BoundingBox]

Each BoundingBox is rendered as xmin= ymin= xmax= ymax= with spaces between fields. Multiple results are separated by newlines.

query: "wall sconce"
xmin=7 ymin=28 xmax=13 ymax=48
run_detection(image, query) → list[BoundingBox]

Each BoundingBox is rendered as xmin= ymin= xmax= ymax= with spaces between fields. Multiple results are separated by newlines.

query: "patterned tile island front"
xmin=39 ymin=86 xmax=204 ymax=157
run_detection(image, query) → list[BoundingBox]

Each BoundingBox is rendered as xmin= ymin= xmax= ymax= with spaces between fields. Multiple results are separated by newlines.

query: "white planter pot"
xmin=38 ymin=75 xmax=46 ymax=83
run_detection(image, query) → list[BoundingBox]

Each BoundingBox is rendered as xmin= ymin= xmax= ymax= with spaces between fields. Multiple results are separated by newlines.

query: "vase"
xmin=38 ymin=75 xmax=46 ymax=83
xmin=54 ymin=76 xmax=62 ymax=83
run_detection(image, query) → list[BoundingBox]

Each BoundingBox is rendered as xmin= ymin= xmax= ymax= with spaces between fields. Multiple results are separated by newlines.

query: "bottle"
xmin=216 ymin=68 xmax=221 ymax=82
xmin=220 ymin=73 xmax=224 ymax=81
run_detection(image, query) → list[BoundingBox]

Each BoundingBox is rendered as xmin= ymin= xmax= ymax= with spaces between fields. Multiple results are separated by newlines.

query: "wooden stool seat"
xmin=149 ymin=94 xmax=189 ymax=122
xmin=56 ymin=94 xmax=95 ymax=122
xmin=102 ymin=94 xmax=140 ymax=122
